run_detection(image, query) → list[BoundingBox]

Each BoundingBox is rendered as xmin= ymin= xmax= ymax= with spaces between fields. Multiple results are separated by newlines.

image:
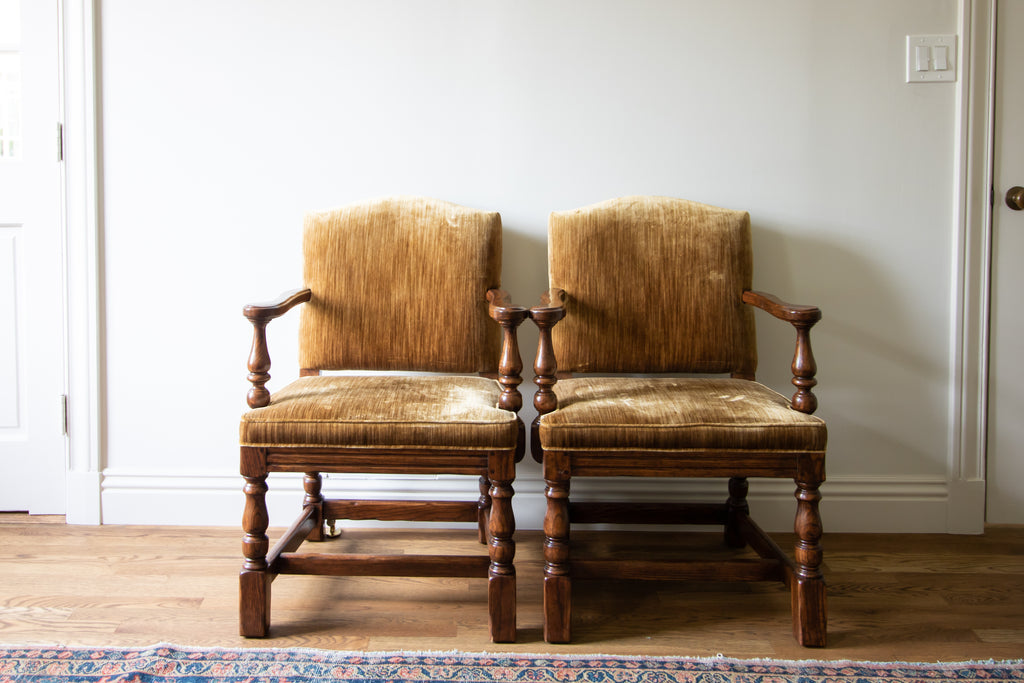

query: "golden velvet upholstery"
xmin=238 ymin=197 xmax=525 ymax=644
xmin=531 ymin=195 xmax=828 ymax=647
xmin=539 ymin=378 xmax=825 ymax=453
xmin=300 ymin=196 xmax=503 ymax=373
xmin=241 ymin=375 xmax=519 ymax=450
xmin=549 ymin=196 xmax=756 ymax=375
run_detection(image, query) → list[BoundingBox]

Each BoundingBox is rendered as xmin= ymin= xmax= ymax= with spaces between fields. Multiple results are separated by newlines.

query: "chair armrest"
xmin=243 ymin=288 xmax=312 ymax=409
xmin=742 ymin=289 xmax=821 ymax=415
xmin=531 ymin=287 xmax=568 ymax=317
xmin=243 ymin=288 xmax=312 ymax=322
xmin=486 ymin=289 xmax=529 ymax=414
xmin=742 ymin=290 xmax=821 ymax=324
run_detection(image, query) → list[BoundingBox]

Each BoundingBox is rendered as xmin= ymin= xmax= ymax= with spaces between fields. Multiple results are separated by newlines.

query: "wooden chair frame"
xmin=240 ymin=288 xmax=527 ymax=643
xmin=530 ymin=287 xmax=826 ymax=647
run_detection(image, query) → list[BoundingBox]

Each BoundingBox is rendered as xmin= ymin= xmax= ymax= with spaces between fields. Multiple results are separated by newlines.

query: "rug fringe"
xmin=3 ymin=642 xmax=1020 ymax=669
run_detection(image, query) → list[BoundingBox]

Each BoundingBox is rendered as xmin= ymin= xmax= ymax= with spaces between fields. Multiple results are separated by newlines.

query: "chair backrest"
xmin=299 ymin=196 xmax=503 ymax=373
xmin=548 ymin=196 xmax=757 ymax=376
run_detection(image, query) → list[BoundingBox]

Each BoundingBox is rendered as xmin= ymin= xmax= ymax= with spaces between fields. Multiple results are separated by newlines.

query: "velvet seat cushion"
xmin=240 ymin=375 xmax=519 ymax=450
xmin=538 ymin=377 xmax=826 ymax=452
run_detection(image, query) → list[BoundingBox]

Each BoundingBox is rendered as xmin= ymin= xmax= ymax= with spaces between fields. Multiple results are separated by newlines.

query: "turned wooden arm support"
xmin=742 ymin=289 xmax=822 ymax=414
xmin=529 ymin=288 xmax=568 ymax=417
xmin=486 ymin=289 xmax=529 ymax=413
xmin=243 ymin=288 xmax=312 ymax=409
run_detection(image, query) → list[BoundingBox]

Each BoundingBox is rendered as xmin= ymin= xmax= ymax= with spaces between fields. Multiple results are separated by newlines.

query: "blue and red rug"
xmin=1 ymin=645 xmax=1021 ymax=683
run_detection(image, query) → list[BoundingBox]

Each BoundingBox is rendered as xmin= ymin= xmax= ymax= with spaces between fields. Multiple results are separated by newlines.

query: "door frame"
xmin=950 ymin=0 xmax=996 ymax=533
xmin=61 ymin=0 xmax=102 ymax=523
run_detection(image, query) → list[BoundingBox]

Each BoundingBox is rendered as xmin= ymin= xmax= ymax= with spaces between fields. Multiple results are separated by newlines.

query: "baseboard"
xmin=99 ymin=468 xmax=957 ymax=533
xmin=66 ymin=469 xmax=102 ymax=524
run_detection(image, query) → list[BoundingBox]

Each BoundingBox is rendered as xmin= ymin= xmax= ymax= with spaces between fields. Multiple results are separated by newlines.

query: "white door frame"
xmin=55 ymin=0 xmax=1001 ymax=530
xmin=949 ymin=0 xmax=996 ymax=533
xmin=60 ymin=0 xmax=102 ymax=524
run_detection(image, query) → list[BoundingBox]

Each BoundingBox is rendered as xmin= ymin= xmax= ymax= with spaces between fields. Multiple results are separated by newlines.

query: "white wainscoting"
xmin=99 ymin=468 xmax=955 ymax=534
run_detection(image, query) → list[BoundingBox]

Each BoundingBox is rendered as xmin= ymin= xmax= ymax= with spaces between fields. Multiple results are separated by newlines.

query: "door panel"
xmin=0 ymin=0 xmax=65 ymax=513
xmin=986 ymin=0 xmax=1024 ymax=524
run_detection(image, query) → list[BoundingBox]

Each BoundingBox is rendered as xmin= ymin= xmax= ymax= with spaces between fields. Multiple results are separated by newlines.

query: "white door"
xmin=0 ymin=0 xmax=66 ymax=513
xmin=987 ymin=0 xmax=1024 ymax=524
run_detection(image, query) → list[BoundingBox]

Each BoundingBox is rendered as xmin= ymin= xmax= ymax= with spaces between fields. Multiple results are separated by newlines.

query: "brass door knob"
xmin=1007 ymin=186 xmax=1024 ymax=211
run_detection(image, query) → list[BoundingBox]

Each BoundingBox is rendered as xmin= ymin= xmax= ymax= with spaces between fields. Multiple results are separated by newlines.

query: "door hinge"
xmin=57 ymin=122 xmax=64 ymax=162
xmin=61 ymin=394 xmax=69 ymax=436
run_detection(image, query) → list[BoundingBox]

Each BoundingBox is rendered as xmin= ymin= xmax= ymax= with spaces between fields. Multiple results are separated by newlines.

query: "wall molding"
xmin=100 ymin=468 xmax=954 ymax=533
xmin=60 ymin=0 xmax=103 ymax=524
xmin=946 ymin=0 xmax=996 ymax=533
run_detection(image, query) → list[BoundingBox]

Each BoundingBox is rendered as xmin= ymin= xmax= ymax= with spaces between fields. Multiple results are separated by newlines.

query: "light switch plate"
xmin=906 ymin=35 xmax=957 ymax=83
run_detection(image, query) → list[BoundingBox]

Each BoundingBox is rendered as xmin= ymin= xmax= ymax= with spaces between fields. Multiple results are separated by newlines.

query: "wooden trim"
xmin=564 ymin=450 xmax=812 ymax=478
xmin=273 ymin=553 xmax=490 ymax=578
xmin=265 ymin=505 xmax=318 ymax=575
xmin=322 ymin=499 xmax=479 ymax=523
xmin=737 ymin=513 xmax=796 ymax=584
xmin=264 ymin=449 xmax=496 ymax=475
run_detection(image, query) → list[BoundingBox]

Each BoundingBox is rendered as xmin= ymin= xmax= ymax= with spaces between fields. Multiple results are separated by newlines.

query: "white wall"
xmin=94 ymin=0 xmax=971 ymax=532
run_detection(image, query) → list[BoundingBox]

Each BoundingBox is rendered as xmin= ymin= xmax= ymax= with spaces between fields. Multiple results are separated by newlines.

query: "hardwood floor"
xmin=1 ymin=514 xmax=1022 ymax=661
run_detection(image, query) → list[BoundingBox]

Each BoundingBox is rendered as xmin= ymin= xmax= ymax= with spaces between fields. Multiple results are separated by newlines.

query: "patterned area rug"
xmin=0 ymin=645 xmax=1022 ymax=683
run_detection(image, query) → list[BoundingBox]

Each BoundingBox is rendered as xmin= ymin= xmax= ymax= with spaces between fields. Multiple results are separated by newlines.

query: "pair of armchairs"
xmin=238 ymin=195 xmax=827 ymax=647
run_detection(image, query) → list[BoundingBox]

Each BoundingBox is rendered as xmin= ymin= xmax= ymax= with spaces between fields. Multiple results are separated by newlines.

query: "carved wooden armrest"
xmin=486 ymin=289 xmax=529 ymax=413
xmin=742 ymin=289 xmax=821 ymax=414
xmin=243 ymin=288 xmax=312 ymax=409
xmin=529 ymin=289 xmax=568 ymax=417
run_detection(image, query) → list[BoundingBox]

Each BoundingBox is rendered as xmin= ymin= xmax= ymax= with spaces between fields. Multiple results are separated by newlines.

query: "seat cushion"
xmin=240 ymin=375 xmax=519 ymax=450
xmin=538 ymin=377 xmax=826 ymax=452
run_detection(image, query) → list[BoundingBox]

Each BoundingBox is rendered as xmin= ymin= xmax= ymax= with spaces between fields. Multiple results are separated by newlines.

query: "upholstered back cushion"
xmin=549 ymin=196 xmax=756 ymax=375
xmin=299 ymin=197 xmax=502 ymax=372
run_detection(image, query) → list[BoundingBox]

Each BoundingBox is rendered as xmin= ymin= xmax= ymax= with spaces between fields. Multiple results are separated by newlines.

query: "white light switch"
xmin=907 ymin=35 xmax=956 ymax=83
xmin=915 ymin=45 xmax=930 ymax=71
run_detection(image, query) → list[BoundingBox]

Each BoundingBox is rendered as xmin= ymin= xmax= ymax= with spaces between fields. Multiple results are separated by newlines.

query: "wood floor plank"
xmin=1 ymin=514 xmax=1022 ymax=660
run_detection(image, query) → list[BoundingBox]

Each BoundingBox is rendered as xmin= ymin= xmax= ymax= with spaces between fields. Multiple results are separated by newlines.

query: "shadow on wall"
xmin=751 ymin=220 xmax=949 ymax=480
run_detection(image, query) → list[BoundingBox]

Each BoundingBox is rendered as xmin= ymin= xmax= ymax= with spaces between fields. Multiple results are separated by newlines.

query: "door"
xmin=0 ymin=0 xmax=66 ymax=513
xmin=987 ymin=0 xmax=1024 ymax=524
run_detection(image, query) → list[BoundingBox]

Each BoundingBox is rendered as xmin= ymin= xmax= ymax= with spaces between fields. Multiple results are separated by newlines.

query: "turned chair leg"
xmin=542 ymin=452 xmax=571 ymax=644
xmin=303 ymin=472 xmax=325 ymax=542
xmin=240 ymin=472 xmax=270 ymax=637
xmin=477 ymin=475 xmax=492 ymax=544
xmin=487 ymin=455 xmax=516 ymax=642
xmin=792 ymin=477 xmax=826 ymax=647
xmin=724 ymin=476 xmax=749 ymax=548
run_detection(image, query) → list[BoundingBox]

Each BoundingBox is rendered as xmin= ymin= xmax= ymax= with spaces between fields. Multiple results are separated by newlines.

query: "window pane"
xmin=0 ymin=0 xmax=21 ymax=160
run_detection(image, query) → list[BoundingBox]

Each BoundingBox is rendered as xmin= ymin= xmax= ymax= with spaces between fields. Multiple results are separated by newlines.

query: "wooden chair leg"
xmin=792 ymin=477 xmax=826 ymax=647
xmin=240 ymin=473 xmax=270 ymax=637
xmin=477 ymin=475 xmax=492 ymax=545
xmin=487 ymin=455 xmax=516 ymax=643
xmin=303 ymin=472 xmax=325 ymax=542
xmin=543 ymin=452 xmax=571 ymax=643
xmin=724 ymin=476 xmax=749 ymax=548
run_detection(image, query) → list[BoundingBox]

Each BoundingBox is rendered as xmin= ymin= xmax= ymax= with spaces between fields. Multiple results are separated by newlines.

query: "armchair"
xmin=238 ymin=197 xmax=526 ymax=642
xmin=530 ymin=196 xmax=827 ymax=646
